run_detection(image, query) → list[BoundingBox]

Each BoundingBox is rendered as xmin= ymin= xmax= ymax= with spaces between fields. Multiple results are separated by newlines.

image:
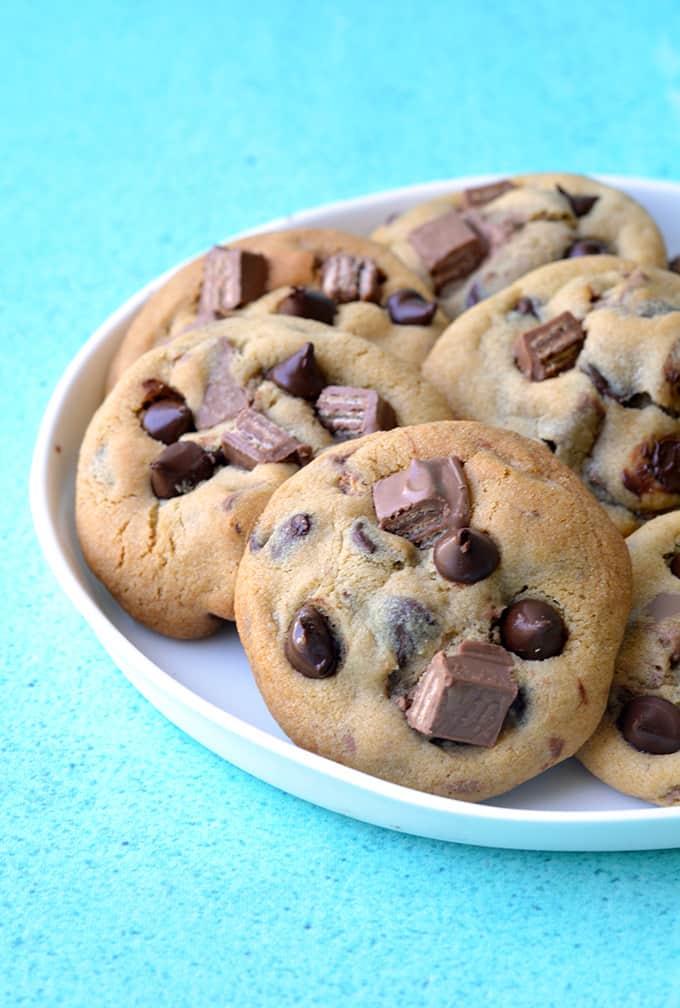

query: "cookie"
xmin=372 ymin=173 xmax=666 ymax=318
xmin=234 ymin=421 xmax=631 ymax=802
xmin=106 ymin=227 xmax=447 ymax=389
xmin=578 ymin=512 xmax=680 ymax=805
xmin=423 ymin=256 xmax=680 ymax=534
xmin=77 ymin=315 xmax=452 ymax=638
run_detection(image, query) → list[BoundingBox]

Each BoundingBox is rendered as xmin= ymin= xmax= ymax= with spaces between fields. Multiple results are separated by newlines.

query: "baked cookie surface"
xmin=423 ymin=256 xmax=680 ymax=534
xmin=77 ymin=315 xmax=452 ymax=638
xmin=235 ymin=421 xmax=631 ymax=802
xmin=578 ymin=512 xmax=680 ymax=805
xmin=372 ymin=173 xmax=666 ymax=318
xmin=106 ymin=227 xmax=447 ymax=388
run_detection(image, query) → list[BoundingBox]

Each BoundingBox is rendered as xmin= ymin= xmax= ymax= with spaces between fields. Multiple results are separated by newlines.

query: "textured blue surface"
xmin=4 ymin=1 xmax=680 ymax=1004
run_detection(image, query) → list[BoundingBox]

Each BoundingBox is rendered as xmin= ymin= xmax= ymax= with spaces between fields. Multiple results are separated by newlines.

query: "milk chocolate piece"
xmin=514 ymin=311 xmax=585 ymax=381
xmin=406 ymin=642 xmax=517 ymax=747
xmin=623 ymin=436 xmax=680 ymax=496
xmin=386 ymin=288 xmax=437 ymax=326
xmin=433 ymin=527 xmax=499 ymax=584
xmin=196 ymin=338 xmax=249 ymax=428
xmin=198 ymin=247 xmax=268 ymax=316
xmin=408 ymin=210 xmax=485 ymax=291
xmin=221 ymin=409 xmax=311 ymax=469
xmin=316 ymin=386 xmax=396 ymax=440
xmin=372 ymin=456 xmax=470 ymax=548
xmin=320 ymin=254 xmax=384 ymax=304
xmin=500 ymin=599 xmax=567 ymax=660
xmin=150 ymin=441 xmax=215 ymax=499
xmin=462 ymin=179 xmax=516 ymax=208
xmin=285 ymin=604 xmax=339 ymax=678
xmin=619 ymin=695 xmax=680 ymax=754
xmin=556 ymin=184 xmax=599 ymax=218
xmin=276 ymin=287 xmax=337 ymax=325
xmin=267 ymin=342 xmax=326 ymax=399
xmin=644 ymin=593 xmax=680 ymax=621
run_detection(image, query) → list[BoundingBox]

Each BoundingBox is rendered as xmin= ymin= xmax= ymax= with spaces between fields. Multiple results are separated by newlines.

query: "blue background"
xmin=4 ymin=1 xmax=680 ymax=1004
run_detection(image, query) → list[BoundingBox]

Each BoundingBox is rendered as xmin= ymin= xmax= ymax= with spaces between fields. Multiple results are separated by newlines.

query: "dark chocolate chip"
xmin=500 ymin=599 xmax=567 ymax=660
xmin=556 ymin=184 xmax=600 ymax=218
xmin=670 ymin=555 xmax=680 ymax=579
xmin=515 ymin=296 xmax=539 ymax=317
xmin=285 ymin=604 xmax=338 ymax=678
xmin=142 ymin=398 xmax=194 ymax=444
xmin=276 ymin=287 xmax=337 ymax=325
xmin=384 ymin=597 xmax=439 ymax=669
xmin=150 ymin=441 xmax=215 ymax=499
xmin=267 ymin=342 xmax=326 ymax=399
xmin=351 ymin=518 xmax=377 ymax=554
xmin=433 ymin=527 xmax=499 ymax=584
xmin=386 ymin=288 xmax=437 ymax=326
xmin=269 ymin=513 xmax=313 ymax=559
xmin=619 ymin=695 xmax=680 ymax=755
xmin=565 ymin=238 xmax=609 ymax=258
xmin=670 ymin=255 xmax=680 ymax=275
xmin=541 ymin=439 xmax=557 ymax=453
xmin=464 ymin=282 xmax=483 ymax=309
xmin=514 ymin=311 xmax=585 ymax=381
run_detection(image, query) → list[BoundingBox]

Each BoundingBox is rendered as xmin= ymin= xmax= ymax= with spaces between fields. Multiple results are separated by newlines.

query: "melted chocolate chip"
xmin=276 ymin=287 xmax=337 ymax=325
xmin=565 ymin=238 xmax=609 ymax=258
xmin=433 ymin=528 xmax=500 ymax=584
xmin=556 ymin=184 xmax=599 ymax=218
xmin=285 ymin=604 xmax=338 ymax=678
xmin=671 ymin=555 xmax=680 ymax=579
xmin=150 ymin=441 xmax=215 ymax=499
xmin=623 ymin=436 xmax=680 ymax=496
xmin=351 ymin=518 xmax=377 ymax=554
xmin=142 ymin=398 xmax=194 ymax=444
xmin=619 ymin=696 xmax=680 ymax=755
xmin=267 ymin=342 xmax=326 ymax=399
xmin=386 ymin=288 xmax=437 ymax=326
xmin=269 ymin=513 xmax=313 ymax=559
xmin=515 ymin=296 xmax=539 ymax=317
xmin=500 ymin=599 xmax=567 ymax=660
xmin=384 ymin=598 xmax=439 ymax=668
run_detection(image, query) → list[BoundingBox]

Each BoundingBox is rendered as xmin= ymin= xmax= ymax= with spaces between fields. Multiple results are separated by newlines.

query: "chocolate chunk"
xmin=619 ymin=695 xmax=680 ymax=754
xmin=462 ymin=179 xmax=516 ymax=208
xmin=150 ymin=441 xmax=215 ymax=498
xmin=408 ymin=210 xmax=486 ymax=292
xmin=514 ymin=311 xmax=585 ymax=381
xmin=373 ymin=457 xmax=470 ymax=548
xmin=556 ymin=184 xmax=600 ymax=218
xmin=384 ymin=597 xmax=439 ymax=668
xmin=623 ymin=436 xmax=680 ymax=496
xmin=351 ymin=518 xmax=377 ymax=554
xmin=386 ymin=288 xmax=437 ymax=326
xmin=269 ymin=513 xmax=313 ymax=559
xmin=142 ymin=398 xmax=194 ymax=444
xmin=433 ymin=527 xmax=499 ymax=584
xmin=267 ymin=342 xmax=326 ymax=399
xmin=669 ymin=255 xmax=680 ymax=275
xmin=320 ymin=255 xmax=384 ymax=304
xmin=198 ymin=247 xmax=268 ymax=317
xmin=644 ymin=593 xmax=680 ymax=621
xmin=285 ymin=604 xmax=338 ymax=678
xmin=515 ymin=296 xmax=539 ymax=317
xmin=140 ymin=379 xmax=182 ymax=407
xmin=276 ymin=287 xmax=337 ymax=325
xmin=221 ymin=408 xmax=311 ymax=469
xmin=500 ymin=599 xmax=567 ymax=660
xmin=406 ymin=642 xmax=517 ymax=747
xmin=670 ymin=555 xmax=680 ymax=579
xmin=316 ymin=386 xmax=396 ymax=440
xmin=196 ymin=338 xmax=249 ymax=429
xmin=565 ymin=238 xmax=609 ymax=257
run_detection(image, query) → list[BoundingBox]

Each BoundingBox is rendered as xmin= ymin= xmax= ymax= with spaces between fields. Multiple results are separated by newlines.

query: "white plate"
xmin=30 ymin=175 xmax=680 ymax=851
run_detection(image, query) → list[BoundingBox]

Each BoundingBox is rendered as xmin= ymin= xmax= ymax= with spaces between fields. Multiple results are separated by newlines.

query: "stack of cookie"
xmin=76 ymin=173 xmax=680 ymax=805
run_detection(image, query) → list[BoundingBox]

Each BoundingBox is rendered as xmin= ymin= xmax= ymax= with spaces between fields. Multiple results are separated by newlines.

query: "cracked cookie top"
xmin=423 ymin=256 xmax=680 ymax=534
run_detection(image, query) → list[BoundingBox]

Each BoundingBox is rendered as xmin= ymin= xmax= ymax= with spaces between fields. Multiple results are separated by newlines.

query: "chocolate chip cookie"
xmin=106 ymin=228 xmax=447 ymax=389
xmin=77 ymin=315 xmax=453 ymax=638
xmin=578 ymin=512 xmax=680 ymax=805
xmin=372 ymin=173 xmax=666 ymax=318
xmin=234 ymin=421 xmax=631 ymax=801
xmin=423 ymin=256 xmax=680 ymax=534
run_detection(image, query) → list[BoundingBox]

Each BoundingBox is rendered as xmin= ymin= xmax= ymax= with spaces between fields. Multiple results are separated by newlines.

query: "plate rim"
xmin=30 ymin=172 xmax=680 ymax=849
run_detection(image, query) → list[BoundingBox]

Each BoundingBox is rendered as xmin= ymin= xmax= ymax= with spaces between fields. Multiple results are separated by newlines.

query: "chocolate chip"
xmin=462 ymin=179 xmax=516 ymax=208
xmin=150 ymin=441 xmax=215 ymax=498
xmin=269 ymin=513 xmax=313 ymax=559
xmin=384 ymin=597 xmax=439 ymax=668
xmin=408 ymin=210 xmax=486 ymax=292
xmin=140 ymin=379 xmax=182 ymax=408
xmin=515 ymin=296 xmax=539 ymax=317
xmin=285 ymin=604 xmax=339 ymax=678
xmin=198 ymin=247 xmax=269 ymax=316
xmin=386 ymin=288 xmax=437 ymax=326
xmin=406 ymin=643 xmax=518 ymax=747
xmin=320 ymin=254 xmax=384 ymax=304
xmin=373 ymin=457 xmax=471 ymax=549
xmin=671 ymin=555 xmax=680 ymax=579
xmin=514 ymin=311 xmax=585 ymax=381
xmin=619 ymin=696 xmax=680 ymax=755
xmin=556 ymin=184 xmax=600 ymax=218
xmin=500 ymin=599 xmax=567 ymax=660
xmin=465 ymin=282 xmax=483 ymax=309
xmin=267 ymin=342 xmax=326 ymax=399
xmin=142 ymin=398 xmax=194 ymax=444
xmin=623 ymin=436 xmax=680 ymax=496
xmin=316 ymin=386 xmax=396 ymax=440
xmin=541 ymin=439 xmax=557 ymax=453
xmin=276 ymin=287 xmax=337 ymax=325
xmin=222 ymin=408 xmax=311 ymax=469
xmin=565 ymin=238 xmax=609 ymax=258
xmin=433 ymin=527 xmax=499 ymax=584
xmin=669 ymin=255 xmax=680 ymax=275
xmin=351 ymin=518 xmax=377 ymax=554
